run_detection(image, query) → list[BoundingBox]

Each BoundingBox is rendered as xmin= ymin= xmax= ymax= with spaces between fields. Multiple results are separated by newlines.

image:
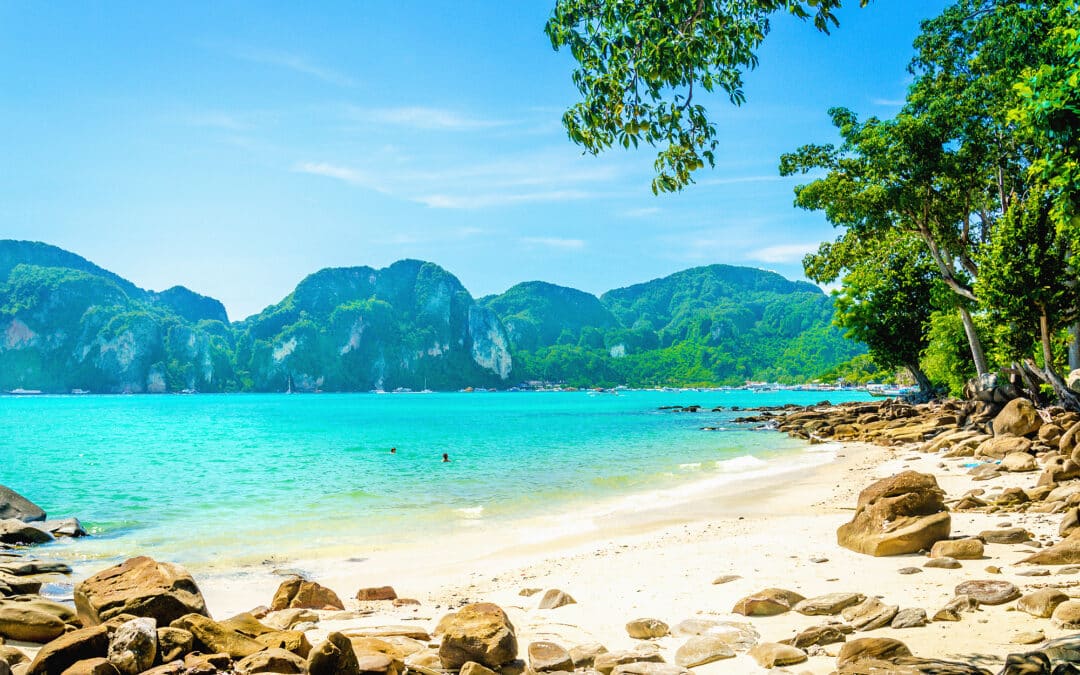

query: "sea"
xmin=0 ymin=389 xmax=870 ymax=575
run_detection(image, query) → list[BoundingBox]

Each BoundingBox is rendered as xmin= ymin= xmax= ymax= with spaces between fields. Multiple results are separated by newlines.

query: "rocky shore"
xmin=8 ymin=396 xmax=1080 ymax=673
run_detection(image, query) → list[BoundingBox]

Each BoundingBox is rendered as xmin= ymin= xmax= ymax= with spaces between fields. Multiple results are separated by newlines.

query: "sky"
xmin=0 ymin=1 xmax=951 ymax=321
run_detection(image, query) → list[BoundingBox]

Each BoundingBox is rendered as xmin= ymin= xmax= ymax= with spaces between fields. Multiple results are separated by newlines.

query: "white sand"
xmin=190 ymin=437 xmax=1077 ymax=673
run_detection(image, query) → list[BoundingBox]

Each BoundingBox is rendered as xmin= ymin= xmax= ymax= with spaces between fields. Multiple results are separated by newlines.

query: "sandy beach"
xmin=178 ymin=428 xmax=1068 ymax=673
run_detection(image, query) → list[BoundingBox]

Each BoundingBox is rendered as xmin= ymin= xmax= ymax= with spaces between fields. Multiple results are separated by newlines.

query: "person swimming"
xmin=442 ymin=453 xmax=450 ymax=462
xmin=390 ymin=447 xmax=396 ymax=454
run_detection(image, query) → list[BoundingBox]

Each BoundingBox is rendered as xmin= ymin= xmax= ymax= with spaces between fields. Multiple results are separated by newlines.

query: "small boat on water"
xmin=867 ymin=384 xmax=917 ymax=397
xmin=7 ymin=388 xmax=43 ymax=395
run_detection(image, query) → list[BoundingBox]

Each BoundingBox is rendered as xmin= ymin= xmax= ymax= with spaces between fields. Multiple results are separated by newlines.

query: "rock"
xmin=1018 ymin=589 xmax=1069 ymax=618
xmin=925 ymin=557 xmax=962 ymax=569
xmin=610 ymin=664 xmax=688 ymax=675
xmin=74 ymin=557 xmax=208 ymax=627
xmin=0 ymin=645 xmax=30 ymax=670
xmin=1061 ymin=509 xmax=1080 ymax=537
xmin=890 ymin=608 xmax=928 ymax=629
xmin=170 ymin=613 xmax=264 ymax=659
xmin=625 ymin=619 xmax=668 ymax=639
xmin=0 ymin=560 xmax=72 ymax=576
xmin=106 ymin=617 xmax=157 ymax=675
xmin=1021 ymin=529 xmax=1080 ymax=565
xmin=352 ymin=652 xmax=397 ymax=675
xmin=897 ymin=567 xmax=922 ymax=575
xmin=528 ymin=642 xmax=572 ymax=672
xmin=26 ymin=625 xmax=109 ymax=675
xmin=593 ymin=650 xmax=664 ymax=675
xmin=930 ymin=538 xmax=984 ymax=559
xmin=786 ymin=625 xmax=848 ymax=650
xmin=219 ymin=613 xmax=275 ymax=638
xmin=60 ymin=658 xmax=120 ymax=675
xmin=842 ymin=597 xmax=899 ymax=631
xmin=356 ymin=586 xmax=397 ymax=602
xmin=731 ymin=588 xmax=805 ymax=616
xmin=673 ymin=636 xmax=734 ymax=667
xmin=1053 ymin=600 xmax=1080 ymax=627
xmin=793 ymin=592 xmax=864 ymax=616
xmin=156 ymin=627 xmax=193 ymax=663
xmin=0 ymin=571 xmax=42 ymax=596
xmin=39 ymin=518 xmax=86 ymax=538
xmin=710 ymin=575 xmax=740 ymax=585
xmin=437 ymin=603 xmax=517 ymax=669
xmin=183 ymin=652 xmax=231 ymax=672
xmin=747 ymin=643 xmax=806 ymax=668
xmin=836 ymin=471 xmax=951 ymax=557
xmin=459 ymin=662 xmax=496 ymax=675
xmin=262 ymin=608 xmax=318 ymax=631
xmin=537 ymin=590 xmax=575 ymax=610
xmin=341 ymin=626 xmax=429 ymax=641
xmin=994 ymin=398 xmax=1042 ymax=436
xmin=1012 ymin=630 xmax=1046 ymax=645
xmin=569 ymin=643 xmax=607 ymax=669
xmin=672 ymin=619 xmax=717 ymax=636
xmin=1041 ymin=424 xmax=1065 ymax=447
xmin=0 ymin=605 xmax=67 ymax=643
xmin=969 ymin=463 xmax=1002 ymax=481
xmin=236 ymin=647 xmax=306 ymax=674
xmin=933 ymin=595 xmax=980 ymax=622
xmin=270 ymin=578 xmax=344 ymax=611
xmin=977 ymin=435 xmax=1035 ymax=460
xmin=1001 ymin=452 xmax=1039 ymax=472
xmin=0 ymin=520 xmax=53 ymax=546
xmin=309 ymin=632 xmax=361 ymax=675
xmin=954 ymin=580 xmax=1020 ymax=605
xmin=980 ymin=527 xmax=1032 ymax=544
xmin=0 ymin=486 xmax=45 ymax=523
xmin=836 ymin=638 xmax=911 ymax=668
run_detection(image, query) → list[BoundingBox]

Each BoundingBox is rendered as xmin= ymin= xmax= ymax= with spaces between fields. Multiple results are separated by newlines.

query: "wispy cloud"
xmin=521 ymin=237 xmax=587 ymax=250
xmin=871 ymin=98 xmax=905 ymax=107
xmin=347 ymin=106 xmax=508 ymax=131
xmin=747 ymin=243 xmax=819 ymax=263
xmin=619 ymin=206 xmax=662 ymax=218
xmin=233 ymin=46 xmax=355 ymax=87
xmin=293 ymin=161 xmax=388 ymax=193
xmin=417 ymin=190 xmax=595 ymax=210
xmin=696 ymin=175 xmax=784 ymax=187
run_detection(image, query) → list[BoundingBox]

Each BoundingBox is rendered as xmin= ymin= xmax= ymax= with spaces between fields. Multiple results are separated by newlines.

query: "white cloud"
xmin=747 ymin=243 xmax=819 ymax=263
xmin=696 ymin=175 xmax=784 ymax=187
xmin=417 ymin=190 xmax=594 ymax=210
xmin=233 ymin=46 xmax=355 ymax=87
xmin=348 ymin=106 xmax=508 ymax=131
xmin=521 ymin=237 xmax=587 ymax=250
xmin=871 ymin=98 xmax=905 ymax=107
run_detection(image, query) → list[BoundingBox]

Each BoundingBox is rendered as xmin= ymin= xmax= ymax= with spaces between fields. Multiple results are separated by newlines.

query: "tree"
xmin=804 ymin=232 xmax=938 ymax=393
xmin=545 ymin=0 xmax=867 ymax=193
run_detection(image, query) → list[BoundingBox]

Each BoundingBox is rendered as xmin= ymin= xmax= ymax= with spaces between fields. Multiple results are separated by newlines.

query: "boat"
xmin=8 ymin=388 xmax=43 ymax=395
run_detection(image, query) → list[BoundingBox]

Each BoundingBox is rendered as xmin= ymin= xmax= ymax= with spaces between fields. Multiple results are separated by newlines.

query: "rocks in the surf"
xmin=356 ymin=586 xmax=397 ymax=601
xmin=836 ymin=471 xmax=951 ymax=557
xmin=270 ymin=577 xmax=345 ymax=611
xmin=0 ymin=559 xmax=72 ymax=576
xmin=170 ymin=613 xmax=265 ymax=659
xmin=74 ymin=556 xmax=209 ymax=626
xmin=537 ymin=589 xmax=576 ymax=609
xmin=993 ymin=398 xmax=1042 ymax=437
xmin=40 ymin=517 xmax=86 ymax=538
xmin=437 ymin=602 xmax=518 ymax=669
xmin=673 ymin=635 xmax=735 ymax=667
xmin=107 ymin=617 xmax=157 ymax=675
xmin=26 ymin=625 xmax=109 ymax=675
xmin=528 ymin=641 xmax=573 ymax=672
xmin=1018 ymin=589 xmax=1070 ymax=618
xmin=954 ymin=580 xmax=1020 ymax=605
xmin=309 ymin=631 xmax=362 ymax=675
xmin=0 ymin=486 xmax=46 ymax=523
xmin=747 ymin=642 xmax=806 ymax=668
xmin=625 ymin=618 xmax=669 ymax=639
xmin=0 ymin=519 xmax=53 ymax=545
xmin=237 ymin=647 xmax=307 ymax=674
xmin=793 ymin=592 xmax=864 ymax=616
xmin=731 ymin=588 xmax=805 ymax=616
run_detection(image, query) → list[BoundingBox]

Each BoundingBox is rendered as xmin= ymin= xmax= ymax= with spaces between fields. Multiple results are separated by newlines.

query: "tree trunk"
xmin=906 ymin=362 xmax=933 ymax=396
xmin=1070 ymin=321 xmax=1080 ymax=371
xmin=958 ymin=305 xmax=989 ymax=376
xmin=1023 ymin=358 xmax=1080 ymax=411
xmin=1040 ymin=310 xmax=1055 ymax=372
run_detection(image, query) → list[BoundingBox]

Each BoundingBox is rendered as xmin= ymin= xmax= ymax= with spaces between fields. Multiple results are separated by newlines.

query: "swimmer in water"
xmin=390 ymin=447 xmax=396 ymax=454
xmin=442 ymin=453 xmax=450 ymax=462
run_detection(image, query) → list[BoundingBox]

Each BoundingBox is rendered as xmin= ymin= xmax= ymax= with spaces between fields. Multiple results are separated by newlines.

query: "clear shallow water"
xmin=0 ymin=390 xmax=869 ymax=570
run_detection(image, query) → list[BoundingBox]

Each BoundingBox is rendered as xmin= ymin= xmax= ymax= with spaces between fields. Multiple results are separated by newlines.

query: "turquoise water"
xmin=0 ymin=390 xmax=868 ymax=569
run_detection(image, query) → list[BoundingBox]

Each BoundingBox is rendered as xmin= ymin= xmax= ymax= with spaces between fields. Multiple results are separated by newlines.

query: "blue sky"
xmin=0 ymin=1 xmax=949 ymax=321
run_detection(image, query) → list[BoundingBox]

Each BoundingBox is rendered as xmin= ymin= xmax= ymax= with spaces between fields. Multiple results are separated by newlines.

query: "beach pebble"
xmin=980 ymin=528 xmax=1032 ymax=544
xmin=747 ymin=643 xmax=806 ymax=669
xmin=710 ymin=574 xmax=740 ymax=585
xmin=985 ymin=565 xmax=1002 ymax=574
xmin=889 ymin=608 xmax=928 ymax=629
xmin=1017 ymin=589 xmax=1069 ymax=618
xmin=809 ymin=556 xmax=828 ymax=563
xmin=929 ymin=538 xmax=984 ymax=560
xmin=954 ymin=580 xmax=1020 ymax=605
xmin=793 ymin=592 xmax=864 ymax=616
xmin=107 ymin=617 xmax=157 ymax=675
xmin=1012 ymin=630 xmax=1046 ymax=645
xmin=924 ymin=557 xmax=962 ymax=569
xmin=897 ymin=567 xmax=922 ymax=575
xmin=732 ymin=588 xmax=805 ymax=616
xmin=1017 ymin=568 xmax=1051 ymax=576
xmin=528 ymin=642 xmax=573 ymax=672
xmin=836 ymin=637 xmax=911 ymax=669
xmin=356 ymin=586 xmax=397 ymax=602
xmin=625 ymin=619 xmax=668 ymax=639
xmin=673 ymin=635 xmax=734 ymax=667
xmin=568 ymin=643 xmax=608 ymax=669
xmin=537 ymin=589 xmax=575 ymax=610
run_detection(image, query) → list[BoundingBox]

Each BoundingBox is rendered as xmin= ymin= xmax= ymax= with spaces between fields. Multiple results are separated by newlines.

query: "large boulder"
xmin=74 ymin=557 xmax=209 ymax=626
xmin=437 ymin=603 xmax=518 ymax=669
xmin=0 ymin=519 xmax=53 ymax=545
xmin=170 ymin=613 xmax=264 ymax=659
xmin=993 ymin=398 xmax=1042 ymax=437
xmin=0 ymin=604 xmax=67 ymax=643
xmin=837 ymin=471 xmax=951 ymax=557
xmin=309 ymin=632 xmax=361 ymax=675
xmin=0 ymin=486 xmax=45 ymax=522
xmin=270 ymin=578 xmax=344 ymax=611
xmin=1020 ymin=529 xmax=1080 ymax=565
xmin=107 ymin=617 xmax=157 ymax=675
xmin=26 ymin=626 xmax=109 ymax=675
